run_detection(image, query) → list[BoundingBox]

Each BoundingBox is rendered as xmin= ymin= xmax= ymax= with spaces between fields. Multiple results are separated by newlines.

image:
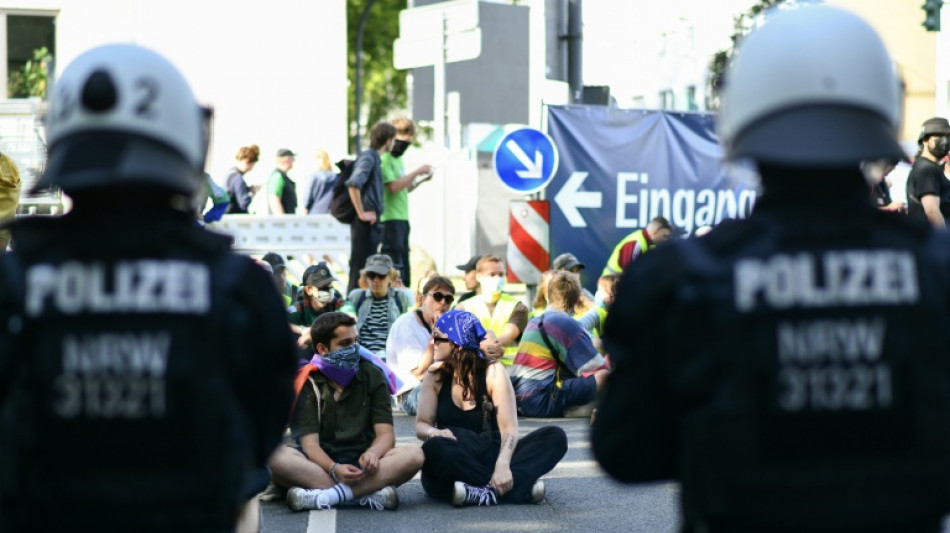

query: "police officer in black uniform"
xmin=0 ymin=44 xmax=296 ymax=532
xmin=592 ymin=5 xmax=950 ymax=532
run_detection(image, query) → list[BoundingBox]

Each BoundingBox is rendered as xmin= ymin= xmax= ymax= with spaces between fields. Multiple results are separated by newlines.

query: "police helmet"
xmin=36 ymin=44 xmax=209 ymax=195
xmin=718 ymin=4 xmax=905 ymax=166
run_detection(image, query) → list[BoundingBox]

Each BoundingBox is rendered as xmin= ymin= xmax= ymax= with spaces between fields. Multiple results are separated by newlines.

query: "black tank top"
xmin=436 ymin=367 xmax=497 ymax=435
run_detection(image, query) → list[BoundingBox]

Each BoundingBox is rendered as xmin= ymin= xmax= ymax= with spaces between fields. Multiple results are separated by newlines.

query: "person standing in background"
xmin=305 ymin=149 xmax=337 ymax=215
xmin=267 ymin=148 xmax=298 ymax=215
xmin=225 ymin=144 xmax=260 ymax=214
xmin=380 ymin=117 xmax=433 ymax=287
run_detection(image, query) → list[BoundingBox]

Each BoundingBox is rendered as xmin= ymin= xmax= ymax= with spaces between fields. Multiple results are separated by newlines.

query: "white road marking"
xmin=306 ymin=509 xmax=336 ymax=533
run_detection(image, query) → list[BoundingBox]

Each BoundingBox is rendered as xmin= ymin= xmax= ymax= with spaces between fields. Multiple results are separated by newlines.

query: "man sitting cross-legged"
xmin=269 ymin=312 xmax=425 ymax=511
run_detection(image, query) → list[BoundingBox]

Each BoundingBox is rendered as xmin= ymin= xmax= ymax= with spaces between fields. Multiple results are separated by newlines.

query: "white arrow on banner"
xmin=505 ymin=139 xmax=544 ymax=179
xmin=553 ymin=171 xmax=602 ymax=228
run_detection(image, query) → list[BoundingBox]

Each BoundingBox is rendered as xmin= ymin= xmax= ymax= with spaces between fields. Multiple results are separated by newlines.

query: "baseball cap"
xmin=302 ymin=262 xmax=339 ymax=288
xmin=364 ymin=254 xmax=394 ymax=276
xmin=553 ymin=252 xmax=585 ymax=271
xmin=456 ymin=254 xmax=482 ymax=273
xmin=261 ymin=252 xmax=287 ymax=271
xmin=918 ymin=117 xmax=950 ymax=143
xmin=276 ymin=148 xmax=296 ymax=157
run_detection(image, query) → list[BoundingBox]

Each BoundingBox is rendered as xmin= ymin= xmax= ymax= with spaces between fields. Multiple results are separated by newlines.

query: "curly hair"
xmin=433 ymin=345 xmax=491 ymax=402
xmin=235 ymin=144 xmax=260 ymax=163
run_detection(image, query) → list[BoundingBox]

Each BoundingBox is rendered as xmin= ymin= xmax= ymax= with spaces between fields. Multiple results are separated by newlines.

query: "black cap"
xmin=552 ymin=253 xmax=585 ymax=271
xmin=456 ymin=254 xmax=483 ymax=273
xmin=276 ymin=148 xmax=296 ymax=157
xmin=261 ymin=252 xmax=286 ymax=271
xmin=919 ymin=117 xmax=950 ymax=143
xmin=302 ymin=262 xmax=339 ymax=288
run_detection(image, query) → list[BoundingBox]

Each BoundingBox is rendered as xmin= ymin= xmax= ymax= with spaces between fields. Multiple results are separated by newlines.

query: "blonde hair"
xmin=392 ymin=116 xmax=415 ymax=137
xmin=548 ymin=271 xmax=582 ymax=312
xmin=315 ymin=149 xmax=332 ymax=172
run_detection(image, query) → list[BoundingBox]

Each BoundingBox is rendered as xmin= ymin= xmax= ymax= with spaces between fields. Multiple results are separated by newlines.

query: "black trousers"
xmin=348 ymin=220 xmax=382 ymax=293
xmin=421 ymin=426 xmax=567 ymax=504
xmin=380 ymin=220 xmax=411 ymax=287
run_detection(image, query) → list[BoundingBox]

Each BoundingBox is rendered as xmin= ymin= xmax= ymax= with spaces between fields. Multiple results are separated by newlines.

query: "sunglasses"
xmin=432 ymin=336 xmax=452 ymax=345
xmin=427 ymin=291 xmax=455 ymax=305
xmin=365 ymin=272 xmax=386 ymax=280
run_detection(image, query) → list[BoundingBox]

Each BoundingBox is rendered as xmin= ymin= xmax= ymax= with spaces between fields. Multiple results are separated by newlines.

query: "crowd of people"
xmin=251 ymin=243 xmax=618 ymax=511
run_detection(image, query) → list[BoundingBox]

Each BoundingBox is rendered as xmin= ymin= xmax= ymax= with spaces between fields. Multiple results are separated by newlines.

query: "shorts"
xmin=516 ymin=375 xmax=597 ymax=418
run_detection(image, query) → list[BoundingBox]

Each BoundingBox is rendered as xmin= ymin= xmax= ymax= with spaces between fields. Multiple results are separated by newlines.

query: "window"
xmin=686 ymin=85 xmax=698 ymax=111
xmin=3 ymin=11 xmax=56 ymax=99
xmin=659 ymin=90 xmax=674 ymax=110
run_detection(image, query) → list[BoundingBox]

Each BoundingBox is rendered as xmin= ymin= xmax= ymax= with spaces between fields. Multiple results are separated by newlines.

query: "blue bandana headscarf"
xmin=435 ymin=309 xmax=487 ymax=356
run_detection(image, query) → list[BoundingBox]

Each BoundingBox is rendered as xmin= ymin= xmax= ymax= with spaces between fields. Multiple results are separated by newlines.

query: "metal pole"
xmin=354 ymin=0 xmax=377 ymax=152
xmin=433 ymin=13 xmax=447 ymax=149
xmin=566 ymin=0 xmax=583 ymax=103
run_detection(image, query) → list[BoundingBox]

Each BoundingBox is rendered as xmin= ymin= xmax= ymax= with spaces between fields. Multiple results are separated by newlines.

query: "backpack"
xmin=329 ymin=159 xmax=357 ymax=224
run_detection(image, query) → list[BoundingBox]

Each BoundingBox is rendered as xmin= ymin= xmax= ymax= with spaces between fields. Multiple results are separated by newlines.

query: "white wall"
xmin=1 ymin=0 xmax=348 ymax=193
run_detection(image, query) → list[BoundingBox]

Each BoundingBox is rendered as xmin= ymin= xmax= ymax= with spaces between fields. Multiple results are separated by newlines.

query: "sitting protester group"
xmin=265 ymin=251 xmax=612 ymax=511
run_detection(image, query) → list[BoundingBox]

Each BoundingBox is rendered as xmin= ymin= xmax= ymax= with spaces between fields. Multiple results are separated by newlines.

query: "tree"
xmin=8 ymin=46 xmax=51 ymax=99
xmin=707 ymin=0 xmax=785 ymax=110
xmin=348 ymin=0 xmax=407 ymax=153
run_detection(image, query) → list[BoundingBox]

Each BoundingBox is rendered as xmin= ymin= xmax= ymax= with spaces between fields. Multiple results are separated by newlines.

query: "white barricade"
xmin=207 ymin=215 xmax=352 ymax=282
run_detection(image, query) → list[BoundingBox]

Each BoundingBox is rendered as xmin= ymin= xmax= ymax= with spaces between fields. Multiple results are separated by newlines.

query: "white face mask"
xmin=478 ymin=275 xmax=505 ymax=296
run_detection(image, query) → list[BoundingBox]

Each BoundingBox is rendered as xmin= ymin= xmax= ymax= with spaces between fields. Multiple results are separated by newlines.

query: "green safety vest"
xmin=602 ymin=229 xmax=650 ymax=276
xmin=465 ymin=292 xmax=521 ymax=365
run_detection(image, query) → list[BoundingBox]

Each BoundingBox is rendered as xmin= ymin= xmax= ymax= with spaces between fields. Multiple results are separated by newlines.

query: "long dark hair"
xmin=434 ymin=345 xmax=491 ymax=402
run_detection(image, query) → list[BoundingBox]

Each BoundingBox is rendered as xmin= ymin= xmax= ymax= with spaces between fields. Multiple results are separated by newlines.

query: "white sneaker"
xmin=530 ymin=480 xmax=545 ymax=504
xmin=286 ymin=487 xmax=333 ymax=512
xmin=358 ymin=485 xmax=399 ymax=511
xmin=452 ymin=481 xmax=499 ymax=507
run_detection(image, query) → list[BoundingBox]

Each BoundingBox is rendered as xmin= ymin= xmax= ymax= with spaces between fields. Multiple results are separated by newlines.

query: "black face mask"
xmin=931 ymin=136 xmax=949 ymax=160
xmin=390 ymin=139 xmax=410 ymax=158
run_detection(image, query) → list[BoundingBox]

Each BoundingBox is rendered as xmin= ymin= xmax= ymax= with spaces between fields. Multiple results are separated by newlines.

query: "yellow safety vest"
xmin=465 ymin=292 xmax=520 ymax=365
xmin=0 ymin=153 xmax=21 ymax=250
xmin=602 ymin=229 xmax=649 ymax=276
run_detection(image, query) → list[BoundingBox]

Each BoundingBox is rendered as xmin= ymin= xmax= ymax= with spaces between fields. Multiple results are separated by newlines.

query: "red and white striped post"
xmin=507 ymin=200 xmax=549 ymax=284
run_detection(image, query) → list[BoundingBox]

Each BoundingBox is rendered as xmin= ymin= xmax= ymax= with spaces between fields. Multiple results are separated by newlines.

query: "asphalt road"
xmin=260 ymin=412 xmax=682 ymax=533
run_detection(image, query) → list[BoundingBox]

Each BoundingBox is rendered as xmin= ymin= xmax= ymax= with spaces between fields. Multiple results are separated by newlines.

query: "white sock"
xmin=336 ymin=483 xmax=354 ymax=503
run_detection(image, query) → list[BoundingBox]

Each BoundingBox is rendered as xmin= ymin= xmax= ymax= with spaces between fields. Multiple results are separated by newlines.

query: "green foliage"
xmin=707 ymin=0 xmax=785 ymax=110
xmin=8 ymin=46 xmax=51 ymax=99
xmin=347 ymin=0 xmax=407 ymax=153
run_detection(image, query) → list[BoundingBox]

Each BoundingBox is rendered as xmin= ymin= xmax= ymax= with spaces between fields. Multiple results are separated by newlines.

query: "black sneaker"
xmin=452 ymin=481 xmax=499 ymax=507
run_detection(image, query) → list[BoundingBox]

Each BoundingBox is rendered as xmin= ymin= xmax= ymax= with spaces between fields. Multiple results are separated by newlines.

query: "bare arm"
xmin=359 ymin=422 xmax=395 ymax=475
xmin=415 ymin=372 xmax=455 ymax=441
xmin=386 ymin=165 xmax=432 ymax=194
xmin=488 ymin=362 xmax=518 ymax=495
xmin=497 ymin=323 xmax=521 ymax=347
xmin=411 ymin=340 xmax=436 ymax=380
xmin=268 ymin=194 xmax=285 ymax=214
xmin=922 ymin=195 xmax=945 ymax=228
xmin=299 ymin=433 xmax=335 ymax=472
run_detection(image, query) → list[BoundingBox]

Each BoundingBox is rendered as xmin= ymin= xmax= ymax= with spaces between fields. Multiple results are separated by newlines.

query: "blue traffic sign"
xmin=493 ymin=127 xmax=559 ymax=194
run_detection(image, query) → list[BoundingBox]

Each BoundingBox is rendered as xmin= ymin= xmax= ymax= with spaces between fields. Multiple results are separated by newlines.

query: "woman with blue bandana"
xmin=415 ymin=309 xmax=568 ymax=506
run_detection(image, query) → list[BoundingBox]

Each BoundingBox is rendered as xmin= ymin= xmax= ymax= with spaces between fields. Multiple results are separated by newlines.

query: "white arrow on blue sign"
xmin=493 ymin=127 xmax=559 ymax=194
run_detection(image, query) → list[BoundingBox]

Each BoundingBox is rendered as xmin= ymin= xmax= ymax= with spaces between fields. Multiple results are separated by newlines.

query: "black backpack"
xmin=329 ymin=159 xmax=357 ymax=224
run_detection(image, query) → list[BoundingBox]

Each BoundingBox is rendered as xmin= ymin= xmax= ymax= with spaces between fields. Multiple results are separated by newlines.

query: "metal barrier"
xmin=206 ymin=214 xmax=352 ymax=283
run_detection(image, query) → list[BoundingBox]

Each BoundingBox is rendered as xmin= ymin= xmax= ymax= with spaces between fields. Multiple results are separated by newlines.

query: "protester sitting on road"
xmin=453 ymin=254 xmax=483 ymax=306
xmin=269 ymin=312 xmax=425 ymax=511
xmin=510 ymin=272 xmax=609 ymax=418
xmin=386 ymin=276 xmax=455 ymax=416
xmin=414 ymin=269 xmax=438 ymax=308
xmin=455 ymin=255 xmax=529 ymax=366
xmin=530 ymin=270 xmax=555 ymax=318
xmin=290 ymin=262 xmax=348 ymax=349
xmin=552 ymin=252 xmax=595 ymax=301
xmin=262 ymin=252 xmax=297 ymax=307
xmin=224 ymin=144 xmax=260 ymax=214
xmin=415 ymin=309 xmax=567 ymax=507
xmin=347 ymin=254 xmax=414 ymax=358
